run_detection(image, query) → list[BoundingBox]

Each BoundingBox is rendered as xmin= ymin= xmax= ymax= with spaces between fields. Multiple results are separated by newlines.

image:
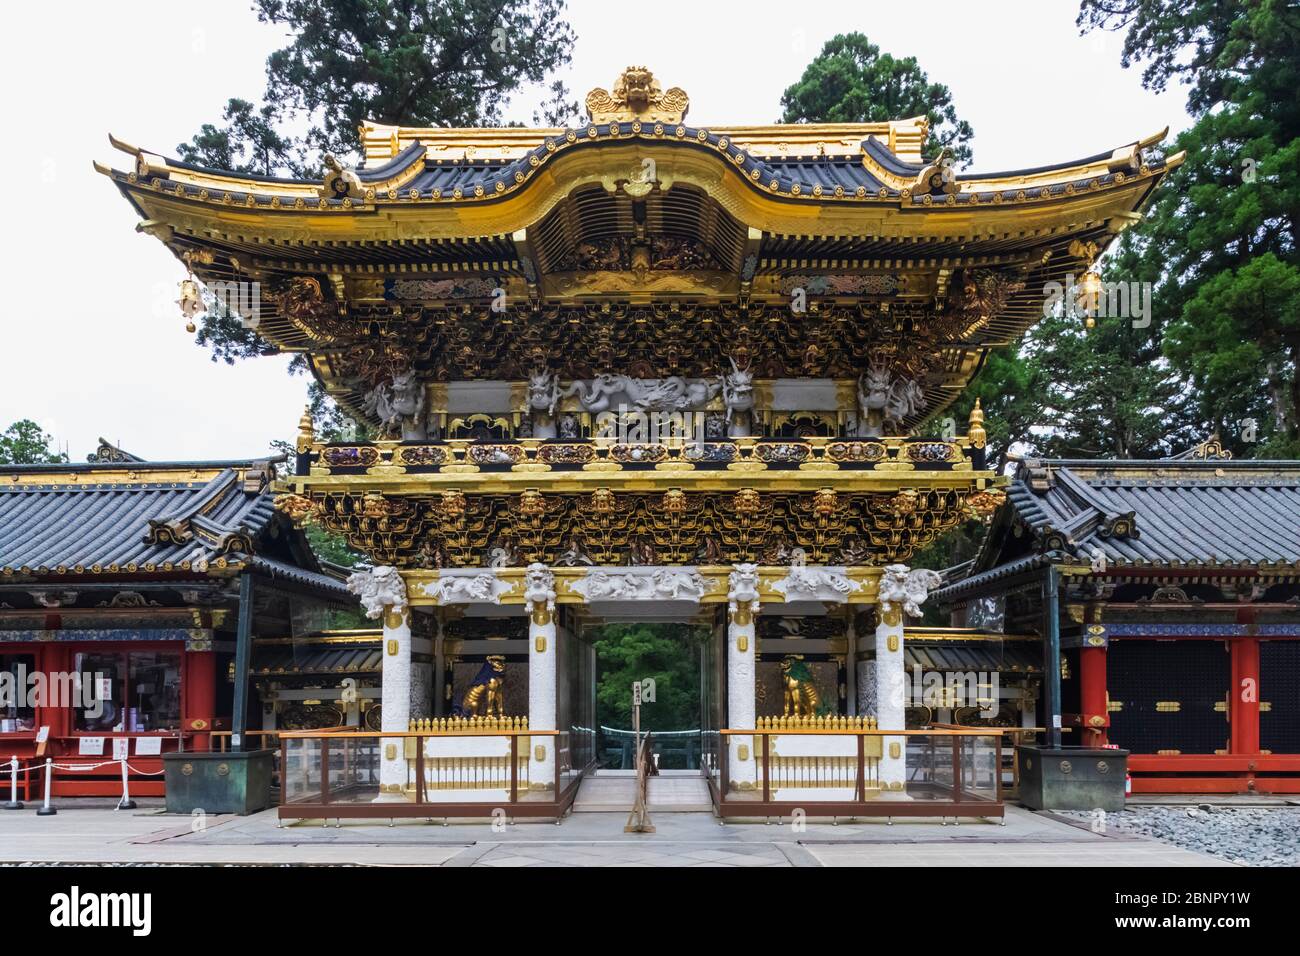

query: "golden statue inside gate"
xmin=457 ymin=656 xmax=507 ymax=718
xmin=780 ymin=656 xmax=822 ymax=717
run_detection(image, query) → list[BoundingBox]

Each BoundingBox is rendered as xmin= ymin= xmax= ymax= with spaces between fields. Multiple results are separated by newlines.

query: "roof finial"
xmin=296 ymin=405 xmax=315 ymax=453
xmin=319 ymin=153 xmax=362 ymax=200
xmin=968 ymin=398 xmax=987 ymax=449
xmin=586 ymin=67 xmax=689 ymax=124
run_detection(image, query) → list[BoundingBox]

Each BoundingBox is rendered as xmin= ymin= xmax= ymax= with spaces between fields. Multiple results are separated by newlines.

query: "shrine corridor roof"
xmin=984 ymin=458 xmax=1300 ymax=573
xmin=0 ymin=459 xmax=336 ymax=585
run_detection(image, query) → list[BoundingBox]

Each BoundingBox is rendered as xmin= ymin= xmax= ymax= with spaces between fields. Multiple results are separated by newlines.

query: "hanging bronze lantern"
xmin=178 ymin=276 xmax=203 ymax=333
xmin=1076 ymin=268 xmax=1103 ymax=330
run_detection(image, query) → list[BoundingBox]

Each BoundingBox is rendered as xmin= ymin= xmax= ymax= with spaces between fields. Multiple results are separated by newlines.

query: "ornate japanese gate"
xmin=102 ymin=65 xmax=1178 ymax=818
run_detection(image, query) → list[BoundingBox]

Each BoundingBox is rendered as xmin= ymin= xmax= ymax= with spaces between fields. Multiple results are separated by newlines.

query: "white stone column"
xmin=726 ymin=564 xmax=760 ymax=790
xmin=874 ymin=598 xmax=907 ymax=793
xmin=524 ymin=564 xmax=557 ymax=791
xmin=346 ymin=567 xmax=411 ymax=802
xmin=875 ymin=564 xmax=943 ymax=796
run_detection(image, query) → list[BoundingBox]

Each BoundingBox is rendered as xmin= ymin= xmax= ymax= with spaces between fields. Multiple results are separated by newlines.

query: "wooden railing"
xmin=209 ymin=730 xmax=289 ymax=753
xmin=930 ymin=723 xmax=1044 ymax=798
xmin=714 ymin=727 xmax=1004 ymax=820
xmin=274 ymin=728 xmax=590 ymax=820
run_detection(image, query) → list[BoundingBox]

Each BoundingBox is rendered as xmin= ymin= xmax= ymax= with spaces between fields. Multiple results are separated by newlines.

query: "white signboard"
xmin=78 ymin=736 xmax=105 ymax=755
xmin=135 ymin=737 xmax=162 ymax=756
xmin=35 ymin=726 xmax=50 ymax=744
xmin=113 ymin=738 xmax=130 ymax=760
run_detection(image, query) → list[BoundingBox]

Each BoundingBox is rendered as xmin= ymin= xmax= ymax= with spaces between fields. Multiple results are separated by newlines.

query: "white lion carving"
xmin=652 ymin=569 xmax=709 ymax=600
xmin=346 ymin=565 xmax=407 ymax=619
xmin=571 ymin=571 xmax=638 ymax=601
xmin=878 ymin=564 xmax=943 ymax=618
xmin=728 ymin=563 xmax=761 ymax=616
xmin=524 ymin=562 xmax=556 ymax=611
xmin=776 ymin=565 xmax=860 ymax=597
xmin=423 ymin=573 xmax=512 ymax=605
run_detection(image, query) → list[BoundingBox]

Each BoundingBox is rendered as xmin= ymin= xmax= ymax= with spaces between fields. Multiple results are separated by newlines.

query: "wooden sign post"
xmin=624 ymin=680 xmax=655 ymax=833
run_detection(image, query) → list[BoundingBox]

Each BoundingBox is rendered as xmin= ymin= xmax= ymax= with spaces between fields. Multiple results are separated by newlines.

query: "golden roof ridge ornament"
xmin=586 ymin=66 xmax=689 ymax=125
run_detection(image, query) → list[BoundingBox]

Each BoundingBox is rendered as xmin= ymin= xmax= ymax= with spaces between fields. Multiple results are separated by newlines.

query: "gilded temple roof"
xmin=96 ymin=67 xmax=1184 ymax=445
xmin=101 ymin=114 xmax=1176 ymax=232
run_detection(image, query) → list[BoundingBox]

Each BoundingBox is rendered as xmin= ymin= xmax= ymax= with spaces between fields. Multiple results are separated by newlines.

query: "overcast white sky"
xmin=0 ymin=0 xmax=1189 ymax=462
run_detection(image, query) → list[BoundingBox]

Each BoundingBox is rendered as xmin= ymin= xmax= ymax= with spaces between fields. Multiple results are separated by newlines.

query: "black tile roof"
xmin=247 ymin=555 xmax=351 ymax=598
xmin=0 ymin=459 xmax=294 ymax=577
xmin=990 ymin=459 xmax=1300 ymax=570
xmin=253 ymin=642 xmax=382 ymax=677
xmin=905 ymin=640 xmax=1041 ymax=673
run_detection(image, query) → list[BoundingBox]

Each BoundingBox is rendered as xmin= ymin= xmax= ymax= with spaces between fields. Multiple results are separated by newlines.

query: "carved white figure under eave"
xmin=347 ymin=565 xmax=408 ymax=618
xmin=570 ymin=567 xmax=708 ymax=602
xmin=422 ymin=571 xmax=514 ymax=605
xmin=526 ymin=367 xmax=561 ymax=439
xmin=487 ymin=542 xmax=520 ymax=568
xmin=523 ymin=563 xmax=557 ymax=610
xmin=878 ymin=564 xmax=944 ymax=618
xmin=562 ymin=374 xmax=721 ymax=413
xmin=721 ymin=357 xmax=754 ymax=436
xmin=363 ymin=369 xmax=435 ymax=441
xmin=856 ymin=361 xmax=925 ymax=437
xmin=728 ymin=563 xmax=761 ymax=616
xmin=771 ymin=557 xmax=861 ymax=601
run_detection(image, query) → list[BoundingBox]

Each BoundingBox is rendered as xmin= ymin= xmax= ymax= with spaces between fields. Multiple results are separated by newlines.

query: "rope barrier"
xmin=51 ymin=761 xmax=121 ymax=771
xmin=8 ymin=758 xmax=169 ymax=774
xmin=5 ymin=756 xmax=24 ymax=809
xmin=37 ymin=759 xmax=55 ymax=816
xmin=7 ymin=752 xmax=170 ymax=813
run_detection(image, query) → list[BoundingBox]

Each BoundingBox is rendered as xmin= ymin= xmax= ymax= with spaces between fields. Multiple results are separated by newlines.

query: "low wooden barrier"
xmin=712 ymin=727 xmax=1004 ymax=821
xmin=275 ymin=728 xmax=590 ymax=820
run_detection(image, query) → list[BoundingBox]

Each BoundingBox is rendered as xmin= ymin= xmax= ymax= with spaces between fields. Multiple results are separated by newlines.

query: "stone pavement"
xmin=0 ymin=800 xmax=1234 ymax=867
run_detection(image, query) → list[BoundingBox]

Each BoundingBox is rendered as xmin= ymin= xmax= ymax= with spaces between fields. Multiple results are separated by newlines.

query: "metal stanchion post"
xmin=4 ymin=757 xmax=22 ymax=810
xmin=117 ymin=758 xmax=137 ymax=811
xmin=36 ymin=758 xmax=56 ymax=816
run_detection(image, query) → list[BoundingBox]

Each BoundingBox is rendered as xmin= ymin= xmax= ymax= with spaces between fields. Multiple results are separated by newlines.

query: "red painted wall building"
xmin=0 ymin=446 xmax=353 ymax=798
xmin=935 ymin=448 xmax=1300 ymax=794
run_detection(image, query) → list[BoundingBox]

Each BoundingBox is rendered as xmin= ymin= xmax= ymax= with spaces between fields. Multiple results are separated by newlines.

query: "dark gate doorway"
xmin=1108 ymin=639 xmax=1229 ymax=754
xmin=592 ymin=622 xmax=705 ymax=770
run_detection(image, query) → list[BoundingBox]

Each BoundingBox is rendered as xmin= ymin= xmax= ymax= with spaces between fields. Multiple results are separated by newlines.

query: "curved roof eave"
xmin=98 ymin=121 xmax=1180 ymax=243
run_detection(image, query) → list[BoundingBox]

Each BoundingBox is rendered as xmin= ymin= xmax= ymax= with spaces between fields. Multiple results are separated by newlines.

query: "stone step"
xmin=572 ymin=774 xmax=714 ymax=812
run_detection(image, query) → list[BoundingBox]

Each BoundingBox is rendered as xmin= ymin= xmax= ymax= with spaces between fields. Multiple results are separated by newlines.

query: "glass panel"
xmin=75 ymin=652 xmax=126 ymax=731
xmin=127 ymin=651 xmax=182 ymax=731
xmin=325 ymin=737 xmax=380 ymax=804
xmin=281 ymin=736 xmax=322 ymax=804
xmin=0 ymin=654 xmax=37 ymax=731
xmin=723 ymin=730 xmax=1002 ymax=808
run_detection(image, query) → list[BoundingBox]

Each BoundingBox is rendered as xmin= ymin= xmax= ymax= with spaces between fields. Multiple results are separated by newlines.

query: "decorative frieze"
xmin=420 ymin=570 xmax=515 ymax=605
xmin=568 ymin=567 xmax=709 ymax=602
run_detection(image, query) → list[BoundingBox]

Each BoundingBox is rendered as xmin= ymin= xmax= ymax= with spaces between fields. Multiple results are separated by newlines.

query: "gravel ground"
xmin=1056 ymin=805 xmax=1300 ymax=866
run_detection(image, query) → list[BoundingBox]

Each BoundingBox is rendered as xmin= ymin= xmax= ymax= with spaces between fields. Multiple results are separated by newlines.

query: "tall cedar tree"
xmin=779 ymin=32 xmax=975 ymax=166
xmin=593 ymin=625 xmax=703 ymax=735
xmin=173 ymin=1 xmax=578 ymax=439
xmin=0 ymin=420 xmax=68 ymax=465
xmin=1078 ymin=0 xmax=1300 ymax=456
